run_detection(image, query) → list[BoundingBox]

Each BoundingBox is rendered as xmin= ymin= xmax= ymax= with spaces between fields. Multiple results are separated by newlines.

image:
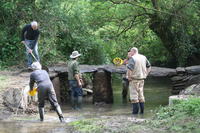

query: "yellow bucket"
xmin=113 ymin=57 xmax=124 ymax=66
xmin=28 ymin=88 xmax=37 ymax=96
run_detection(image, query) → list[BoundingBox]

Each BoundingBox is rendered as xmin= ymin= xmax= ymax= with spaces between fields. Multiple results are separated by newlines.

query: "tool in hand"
xmin=24 ymin=43 xmax=38 ymax=61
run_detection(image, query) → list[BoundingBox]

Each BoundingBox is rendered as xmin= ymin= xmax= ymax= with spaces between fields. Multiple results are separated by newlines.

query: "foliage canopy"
xmin=0 ymin=0 xmax=199 ymax=67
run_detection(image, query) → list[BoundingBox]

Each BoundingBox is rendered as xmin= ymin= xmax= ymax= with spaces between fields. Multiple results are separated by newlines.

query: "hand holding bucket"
xmin=28 ymin=88 xmax=38 ymax=96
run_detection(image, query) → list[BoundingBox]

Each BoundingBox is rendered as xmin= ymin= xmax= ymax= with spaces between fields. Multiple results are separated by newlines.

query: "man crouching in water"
xmin=29 ymin=62 xmax=65 ymax=122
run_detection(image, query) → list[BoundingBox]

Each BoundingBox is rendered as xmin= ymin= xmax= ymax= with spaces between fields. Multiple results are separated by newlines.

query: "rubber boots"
xmin=55 ymin=106 xmax=66 ymax=123
xmin=77 ymin=96 xmax=82 ymax=109
xmin=39 ymin=107 xmax=44 ymax=121
xmin=132 ymin=103 xmax=139 ymax=114
xmin=139 ymin=102 xmax=144 ymax=114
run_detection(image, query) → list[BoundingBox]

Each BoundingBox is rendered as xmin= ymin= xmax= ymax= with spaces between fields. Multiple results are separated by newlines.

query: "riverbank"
xmin=0 ymin=71 xmax=17 ymax=120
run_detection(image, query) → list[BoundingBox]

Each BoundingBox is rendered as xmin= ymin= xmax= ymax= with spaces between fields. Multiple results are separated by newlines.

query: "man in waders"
xmin=67 ymin=51 xmax=83 ymax=110
xmin=29 ymin=62 xmax=65 ymax=122
xmin=21 ymin=21 xmax=40 ymax=68
xmin=127 ymin=47 xmax=151 ymax=114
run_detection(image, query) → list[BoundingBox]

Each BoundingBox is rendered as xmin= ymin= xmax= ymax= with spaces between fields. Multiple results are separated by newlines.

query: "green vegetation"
xmin=69 ymin=117 xmax=163 ymax=133
xmin=69 ymin=118 xmax=105 ymax=133
xmin=149 ymin=98 xmax=200 ymax=133
xmin=69 ymin=98 xmax=200 ymax=133
xmin=0 ymin=0 xmax=200 ymax=67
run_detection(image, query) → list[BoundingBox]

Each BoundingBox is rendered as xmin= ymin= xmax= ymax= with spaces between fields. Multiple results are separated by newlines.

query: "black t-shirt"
xmin=21 ymin=24 xmax=39 ymax=41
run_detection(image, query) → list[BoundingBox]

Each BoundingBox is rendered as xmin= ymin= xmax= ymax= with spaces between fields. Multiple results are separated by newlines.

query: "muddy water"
xmin=0 ymin=77 xmax=171 ymax=133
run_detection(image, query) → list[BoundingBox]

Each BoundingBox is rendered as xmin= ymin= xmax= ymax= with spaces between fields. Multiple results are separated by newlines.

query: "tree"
xmin=101 ymin=0 xmax=200 ymax=66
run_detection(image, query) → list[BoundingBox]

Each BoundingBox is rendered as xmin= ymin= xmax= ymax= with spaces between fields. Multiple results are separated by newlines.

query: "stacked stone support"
xmin=93 ymin=69 xmax=113 ymax=104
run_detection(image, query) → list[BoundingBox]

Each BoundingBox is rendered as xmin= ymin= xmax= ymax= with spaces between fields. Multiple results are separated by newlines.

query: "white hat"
xmin=31 ymin=62 xmax=42 ymax=70
xmin=70 ymin=51 xmax=81 ymax=59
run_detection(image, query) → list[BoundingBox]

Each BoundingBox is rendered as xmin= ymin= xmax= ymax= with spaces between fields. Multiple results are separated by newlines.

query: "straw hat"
xmin=70 ymin=51 xmax=81 ymax=59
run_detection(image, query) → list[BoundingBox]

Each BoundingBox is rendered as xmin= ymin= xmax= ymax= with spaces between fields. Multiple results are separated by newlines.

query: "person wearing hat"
xmin=21 ymin=21 xmax=40 ymax=68
xmin=29 ymin=62 xmax=65 ymax=122
xmin=67 ymin=51 xmax=83 ymax=110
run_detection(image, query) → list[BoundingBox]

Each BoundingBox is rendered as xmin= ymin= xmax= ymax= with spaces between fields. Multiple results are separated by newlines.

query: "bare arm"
xmin=75 ymin=74 xmax=82 ymax=87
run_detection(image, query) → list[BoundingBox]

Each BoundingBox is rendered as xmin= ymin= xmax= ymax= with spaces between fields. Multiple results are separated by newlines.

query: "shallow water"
xmin=0 ymin=76 xmax=172 ymax=133
xmin=111 ymin=76 xmax=171 ymax=118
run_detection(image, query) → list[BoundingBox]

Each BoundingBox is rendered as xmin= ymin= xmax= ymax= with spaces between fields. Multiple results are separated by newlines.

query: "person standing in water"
xmin=67 ymin=51 xmax=83 ymax=110
xmin=29 ymin=62 xmax=65 ymax=122
xmin=127 ymin=47 xmax=151 ymax=114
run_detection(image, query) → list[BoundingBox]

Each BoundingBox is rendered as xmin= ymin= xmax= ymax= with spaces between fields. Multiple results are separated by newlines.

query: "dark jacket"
xmin=21 ymin=24 xmax=40 ymax=48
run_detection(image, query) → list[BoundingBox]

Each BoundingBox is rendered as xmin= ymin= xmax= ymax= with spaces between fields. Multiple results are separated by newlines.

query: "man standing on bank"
xmin=21 ymin=21 xmax=40 ymax=68
xmin=127 ymin=47 xmax=151 ymax=114
xmin=67 ymin=51 xmax=83 ymax=110
xmin=29 ymin=62 xmax=65 ymax=122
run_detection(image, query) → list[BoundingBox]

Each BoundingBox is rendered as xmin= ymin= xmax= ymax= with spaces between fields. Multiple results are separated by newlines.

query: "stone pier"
xmin=93 ymin=69 xmax=113 ymax=103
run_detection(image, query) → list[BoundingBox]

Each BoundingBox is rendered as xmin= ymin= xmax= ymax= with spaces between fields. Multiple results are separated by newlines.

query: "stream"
xmin=0 ymin=76 xmax=172 ymax=133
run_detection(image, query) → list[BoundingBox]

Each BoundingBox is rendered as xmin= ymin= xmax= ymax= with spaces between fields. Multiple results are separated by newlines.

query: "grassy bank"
xmin=149 ymin=98 xmax=200 ymax=133
xmin=69 ymin=116 xmax=166 ymax=133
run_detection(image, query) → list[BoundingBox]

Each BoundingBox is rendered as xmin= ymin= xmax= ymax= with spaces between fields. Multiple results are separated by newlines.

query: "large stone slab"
xmin=48 ymin=64 xmax=177 ymax=77
xmin=149 ymin=67 xmax=176 ymax=77
xmin=185 ymin=65 xmax=200 ymax=74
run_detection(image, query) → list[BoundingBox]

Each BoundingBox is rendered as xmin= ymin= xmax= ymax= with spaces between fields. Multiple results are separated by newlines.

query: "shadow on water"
xmin=0 ymin=75 xmax=172 ymax=133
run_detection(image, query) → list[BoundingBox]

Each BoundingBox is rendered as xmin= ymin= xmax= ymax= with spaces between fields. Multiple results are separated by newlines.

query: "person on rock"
xmin=29 ymin=62 xmax=65 ymax=122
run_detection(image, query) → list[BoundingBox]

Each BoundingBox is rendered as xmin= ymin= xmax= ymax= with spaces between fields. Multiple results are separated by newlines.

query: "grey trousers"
xmin=37 ymin=84 xmax=59 ymax=108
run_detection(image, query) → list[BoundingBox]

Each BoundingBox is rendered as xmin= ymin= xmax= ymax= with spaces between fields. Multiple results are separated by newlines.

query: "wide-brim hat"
xmin=70 ymin=51 xmax=81 ymax=58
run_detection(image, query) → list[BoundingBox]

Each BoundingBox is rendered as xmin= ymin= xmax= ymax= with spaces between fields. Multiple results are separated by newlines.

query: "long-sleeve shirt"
xmin=21 ymin=24 xmax=40 ymax=46
xmin=29 ymin=70 xmax=53 ymax=90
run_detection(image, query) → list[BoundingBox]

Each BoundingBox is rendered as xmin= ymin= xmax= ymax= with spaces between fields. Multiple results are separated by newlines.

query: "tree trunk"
xmin=149 ymin=1 xmax=200 ymax=66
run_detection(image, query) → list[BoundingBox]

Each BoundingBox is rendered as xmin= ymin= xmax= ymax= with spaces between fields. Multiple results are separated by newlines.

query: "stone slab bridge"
xmin=47 ymin=64 xmax=200 ymax=104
